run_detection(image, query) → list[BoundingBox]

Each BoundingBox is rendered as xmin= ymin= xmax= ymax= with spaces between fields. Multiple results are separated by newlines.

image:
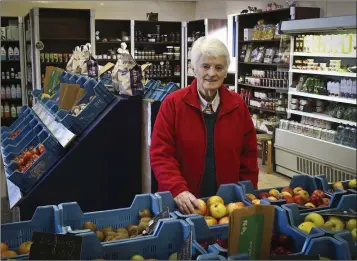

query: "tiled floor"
xmin=258 ymin=159 xmax=291 ymax=189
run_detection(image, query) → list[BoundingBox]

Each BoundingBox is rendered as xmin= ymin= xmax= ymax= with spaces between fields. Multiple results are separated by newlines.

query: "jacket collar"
xmin=183 ymin=78 xmax=240 ymax=116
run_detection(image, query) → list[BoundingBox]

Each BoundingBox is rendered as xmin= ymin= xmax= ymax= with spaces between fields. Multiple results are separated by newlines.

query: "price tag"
xmin=29 ymin=232 xmax=82 ymax=260
xmin=177 ymin=231 xmax=192 ymax=260
xmin=143 ymin=207 xmax=170 ymax=236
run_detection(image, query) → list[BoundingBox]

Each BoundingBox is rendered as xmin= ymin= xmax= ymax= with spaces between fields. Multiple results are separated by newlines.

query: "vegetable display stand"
xmin=7 ymin=95 xmax=142 ymax=221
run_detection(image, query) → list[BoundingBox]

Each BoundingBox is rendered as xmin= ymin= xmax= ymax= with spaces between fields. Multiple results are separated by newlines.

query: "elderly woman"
xmin=150 ymin=37 xmax=259 ymax=214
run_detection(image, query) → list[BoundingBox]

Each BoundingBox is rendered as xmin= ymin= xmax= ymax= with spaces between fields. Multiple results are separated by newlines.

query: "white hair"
xmin=191 ymin=37 xmax=230 ymax=71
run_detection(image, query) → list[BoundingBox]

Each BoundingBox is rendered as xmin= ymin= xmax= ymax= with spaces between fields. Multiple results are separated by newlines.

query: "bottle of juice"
xmin=4 ymin=102 xmax=10 ymax=118
xmin=10 ymin=104 xmax=17 ymax=118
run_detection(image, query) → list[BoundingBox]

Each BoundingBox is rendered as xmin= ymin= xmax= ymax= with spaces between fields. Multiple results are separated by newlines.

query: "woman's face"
xmin=195 ymin=55 xmax=227 ymax=92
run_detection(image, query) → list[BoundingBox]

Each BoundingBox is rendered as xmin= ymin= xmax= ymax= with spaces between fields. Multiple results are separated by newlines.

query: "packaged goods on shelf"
xmin=292 ymin=58 xmax=356 ymax=74
xmin=241 ymin=69 xmax=289 ymax=88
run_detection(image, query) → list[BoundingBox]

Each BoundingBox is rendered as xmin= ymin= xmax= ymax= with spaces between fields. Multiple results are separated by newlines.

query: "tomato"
xmin=18 ymin=158 xmax=25 ymax=167
xmin=32 ymin=148 xmax=39 ymax=155
xmin=23 ymin=152 xmax=32 ymax=163
xmin=38 ymin=144 xmax=45 ymax=154
xmin=32 ymin=154 xmax=39 ymax=162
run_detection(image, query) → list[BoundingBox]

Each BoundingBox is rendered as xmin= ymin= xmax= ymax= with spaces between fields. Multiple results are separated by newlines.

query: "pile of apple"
xmin=298 ymin=212 xmax=356 ymax=241
xmin=329 ymin=179 xmax=356 ymax=193
xmin=82 ymin=208 xmax=153 ymax=242
xmin=193 ymin=196 xmax=246 ymax=226
xmin=270 ymin=233 xmax=294 ymax=256
xmin=0 ymin=241 xmax=33 ymax=258
xmin=198 ymin=238 xmax=228 ymax=251
xmin=245 ymin=187 xmax=331 ymax=208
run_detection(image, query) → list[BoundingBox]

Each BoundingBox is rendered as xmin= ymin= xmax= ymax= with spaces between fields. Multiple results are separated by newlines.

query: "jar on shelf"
xmin=167 ymin=53 xmax=174 ymax=60
xmin=174 ymin=46 xmax=180 ymax=53
xmin=166 ymin=46 xmax=173 ymax=53
xmin=174 ymin=53 xmax=180 ymax=60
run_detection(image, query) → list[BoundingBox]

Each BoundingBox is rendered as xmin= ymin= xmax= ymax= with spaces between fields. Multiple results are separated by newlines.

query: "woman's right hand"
xmin=174 ymin=191 xmax=201 ymax=215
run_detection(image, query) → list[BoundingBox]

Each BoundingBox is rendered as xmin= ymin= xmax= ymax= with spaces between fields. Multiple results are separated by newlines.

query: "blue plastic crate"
xmin=304 ymin=236 xmax=351 ymax=260
xmin=156 ymin=183 xmax=255 ymax=220
xmin=57 ymin=193 xmax=174 ymax=244
xmin=79 ymin=219 xmax=207 ymax=260
xmin=1 ymin=106 xmax=32 ymax=137
xmin=315 ymin=174 xmax=356 ymax=195
xmin=238 ymin=174 xmax=323 ymax=208
xmin=143 ymin=80 xmax=179 ymax=102
xmin=0 ymin=205 xmax=61 ymax=260
xmin=282 ymin=194 xmax=357 ymax=237
xmin=334 ymin=230 xmax=357 ymax=259
xmin=6 ymin=128 xmax=64 ymax=193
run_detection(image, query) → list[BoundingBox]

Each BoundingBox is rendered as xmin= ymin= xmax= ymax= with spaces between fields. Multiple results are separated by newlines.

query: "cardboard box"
xmin=228 ymin=204 xmax=275 ymax=260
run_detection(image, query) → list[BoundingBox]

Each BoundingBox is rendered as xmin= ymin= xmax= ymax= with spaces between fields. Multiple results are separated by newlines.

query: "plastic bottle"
xmin=8 ymin=47 xmax=14 ymax=60
xmin=11 ymin=84 xmax=16 ymax=99
xmin=342 ymin=126 xmax=351 ymax=147
xmin=10 ymin=104 xmax=16 ymax=118
xmin=4 ymin=102 xmax=10 ymax=118
xmin=13 ymin=47 xmax=20 ymax=60
xmin=0 ymin=46 xmax=6 ymax=60
xmin=16 ymin=84 xmax=21 ymax=99
xmin=1 ymin=85 xmax=5 ymax=99
xmin=16 ymin=106 xmax=22 ymax=116
xmin=10 ymin=68 xmax=15 ymax=79
xmin=335 ymin=124 xmax=345 ymax=144
xmin=5 ymin=85 xmax=11 ymax=99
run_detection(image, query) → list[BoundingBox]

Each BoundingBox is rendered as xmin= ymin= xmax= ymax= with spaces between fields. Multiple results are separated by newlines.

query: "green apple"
xmin=332 ymin=182 xmax=344 ymax=191
xmin=346 ymin=218 xmax=357 ymax=231
xmin=298 ymin=221 xmax=317 ymax=234
xmin=352 ymin=228 xmax=356 ymax=241
xmin=304 ymin=213 xmax=325 ymax=227
xmin=169 ymin=252 xmax=177 ymax=260
xmin=323 ymin=216 xmax=345 ymax=232
xmin=131 ymin=255 xmax=145 ymax=260
xmin=348 ymin=179 xmax=357 ymax=189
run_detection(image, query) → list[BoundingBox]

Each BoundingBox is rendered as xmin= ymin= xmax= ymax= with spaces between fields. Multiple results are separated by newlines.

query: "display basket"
xmin=334 ymin=230 xmax=357 ymax=259
xmin=282 ymin=194 xmax=356 ymax=237
xmin=57 ymin=193 xmax=176 ymax=244
xmin=0 ymin=205 xmax=61 ymax=260
xmin=143 ymin=80 xmax=179 ymax=102
xmin=315 ymin=174 xmax=357 ymax=195
xmin=5 ymin=127 xmax=64 ymax=193
xmin=304 ymin=236 xmax=351 ymax=260
xmin=156 ymin=183 xmax=257 ymax=220
xmin=1 ymin=106 xmax=32 ymax=137
xmin=238 ymin=174 xmax=325 ymax=209
xmin=78 ymin=219 xmax=214 ymax=260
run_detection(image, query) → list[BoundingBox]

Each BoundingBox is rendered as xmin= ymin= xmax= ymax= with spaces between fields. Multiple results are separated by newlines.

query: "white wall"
xmin=0 ymin=1 xmax=196 ymax=21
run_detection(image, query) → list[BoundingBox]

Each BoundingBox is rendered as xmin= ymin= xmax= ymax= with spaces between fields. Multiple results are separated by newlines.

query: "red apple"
xmin=218 ymin=217 xmax=229 ymax=224
xmin=274 ymin=246 xmax=286 ymax=255
xmin=310 ymin=194 xmax=323 ymax=206
xmin=278 ymin=234 xmax=291 ymax=248
xmin=215 ymin=239 xmax=228 ymax=249
xmin=281 ymin=187 xmax=294 ymax=196
xmin=258 ymin=192 xmax=270 ymax=199
xmin=293 ymin=194 xmax=306 ymax=205
xmin=283 ymin=195 xmax=295 ymax=204
xmin=285 ymin=250 xmax=293 ymax=255
xmin=312 ymin=189 xmax=326 ymax=199
xmin=200 ymin=241 xmax=209 ymax=250
xmin=194 ymin=199 xmax=207 ymax=215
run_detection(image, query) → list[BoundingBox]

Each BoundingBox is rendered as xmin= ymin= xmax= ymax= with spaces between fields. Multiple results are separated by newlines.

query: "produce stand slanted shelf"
xmin=4 ymin=91 xmax=142 ymax=221
xmin=275 ymin=15 xmax=357 ymax=180
xmin=1 ymin=16 xmax=26 ymax=127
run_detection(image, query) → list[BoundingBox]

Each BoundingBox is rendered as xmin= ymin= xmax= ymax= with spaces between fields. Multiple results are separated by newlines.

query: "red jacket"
xmin=150 ymin=79 xmax=259 ymax=198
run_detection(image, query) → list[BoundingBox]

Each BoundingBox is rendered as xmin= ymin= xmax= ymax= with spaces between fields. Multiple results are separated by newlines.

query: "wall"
xmin=0 ymin=1 xmax=196 ymax=21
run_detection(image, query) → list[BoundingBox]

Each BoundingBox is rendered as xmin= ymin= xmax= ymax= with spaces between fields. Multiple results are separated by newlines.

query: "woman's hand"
xmin=174 ymin=191 xmax=201 ymax=214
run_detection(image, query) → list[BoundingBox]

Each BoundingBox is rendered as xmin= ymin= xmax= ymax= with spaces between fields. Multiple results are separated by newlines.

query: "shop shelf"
xmin=238 ymin=174 xmax=319 ymax=208
xmin=289 ymin=89 xmax=357 ymax=105
xmin=6 ymin=128 xmax=65 ymax=193
xmin=293 ymin=52 xmax=356 ymax=58
xmin=58 ymin=193 xmax=175 ymax=244
xmin=282 ymin=194 xmax=357 ymax=236
xmin=290 ymin=69 xmax=357 ymax=78
xmin=78 ymin=219 xmax=210 ymax=260
xmin=334 ymin=230 xmax=357 ymax=259
xmin=156 ymin=183 xmax=251 ymax=220
xmin=237 ymin=82 xmax=288 ymax=92
xmin=315 ymin=174 xmax=357 ymax=196
xmin=0 ymin=205 xmax=61 ymax=260
xmin=304 ymin=236 xmax=351 ymax=260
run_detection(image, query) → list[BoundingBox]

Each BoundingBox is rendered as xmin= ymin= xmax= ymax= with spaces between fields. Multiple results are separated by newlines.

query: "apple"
xmin=310 ymin=194 xmax=323 ymax=206
xmin=312 ymin=189 xmax=326 ymax=199
xmin=322 ymin=198 xmax=330 ymax=205
xmin=285 ymin=250 xmax=293 ymax=255
xmin=304 ymin=202 xmax=316 ymax=208
xmin=215 ymin=238 xmax=228 ymax=249
xmin=267 ymin=196 xmax=278 ymax=201
xmin=323 ymin=216 xmax=345 ymax=232
xmin=236 ymin=202 xmax=245 ymax=208
xmin=226 ymin=202 xmax=243 ymax=215
xmin=18 ymin=241 xmax=33 ymax=255
xmin=245 ymin=193 xmax=257 ymax=201
xmin=281 ymin=187 xmax=294 ymax=196
xmin=278 ymin=234 xmax=291 ymax=248
xmin=346 ymin=218 xmax=357 ymax=231
xmin=281 ymin=191 xmax=292 ymax=197
xmin=194 ymin=199 xmax=207 ymax=216
xmin=1 ymin=250 xmax=18 ymax=258
xmin=207 ymin=196 xmax=224 ymax=206
xmin=268 ymin=189 xmax=281 ymax=199
xmin=298 ymin=221 xmax=317 ymax=234
xmin=204 ymin=216 xmax=218 ymax=226
xmin=348 ymin=179 xmax=357 ymax=189
xmin=273 ymin=246 xmax=286 ymax=255
xmin=131 ymin=255 xmax=145 ymax=260
xmin=293 ymin=187 xmax=303 ymax=195
xmin=283 ymin=195 xmax=294 ymax=204
xmin=1 ymin=242 xmax=8 ymax=253
xmin=210 ymin=203 xmax=227 ymax=219
xmin=351 ymin=228 xmax=356 ymax=241
xmin=218 ymin=217 xmax=229 ymax=224
xmin=252 ymin=199 xmax=261 ymax=205
xmin=333 ymin=181 xmax=344 ymax=191
xmin=199 ymin=241 xmax=209 ymax=250
xmin=297 ymin=190 xmax=310 ymax=201
xmin=169 ymin=252 xmax=177 ymax=260
xmin=293 ymin=195 xmax=306 ymax=205
xmin=304 ymin=213 xmax=325 ymax=227
xmin=258 ymin=192 xmax=270 ymax=199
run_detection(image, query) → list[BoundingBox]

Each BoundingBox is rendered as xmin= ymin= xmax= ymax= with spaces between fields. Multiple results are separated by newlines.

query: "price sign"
xmin=29 ymin=232 xmax=82 ymax=260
